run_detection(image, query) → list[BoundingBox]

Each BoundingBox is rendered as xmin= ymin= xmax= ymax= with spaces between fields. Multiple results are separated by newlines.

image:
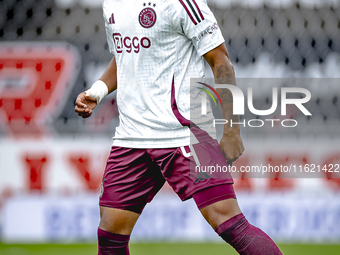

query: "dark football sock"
xmin=97 ymin=228 xmax=130 ymax=255
xmin=216 ymin=213 xmax=282 ymax=255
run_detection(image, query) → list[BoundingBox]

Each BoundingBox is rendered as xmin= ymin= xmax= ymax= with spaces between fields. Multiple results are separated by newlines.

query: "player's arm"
xmin=75 ymin=56 xmax=117 ymax=118
xmin=203 ymin=43 xmax=244 ymax=162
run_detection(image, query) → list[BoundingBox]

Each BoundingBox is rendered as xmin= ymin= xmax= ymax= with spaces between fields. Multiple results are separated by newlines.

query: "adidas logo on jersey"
xmin=109 ymin=13 xmax=115 ymax=24
xmin=179 ymin=0 xmax=205 ymax=26
xmin=194 ymin=172 xmax=211 ymax=183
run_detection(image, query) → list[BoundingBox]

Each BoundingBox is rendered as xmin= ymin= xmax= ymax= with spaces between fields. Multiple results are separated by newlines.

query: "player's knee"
xmin=200 ymin=198 xmax=242 ymax=229
xmin=193 ymin=185 xmax=241 ymax=229
xmin=99 ymin=206 xmax=140 ymax=235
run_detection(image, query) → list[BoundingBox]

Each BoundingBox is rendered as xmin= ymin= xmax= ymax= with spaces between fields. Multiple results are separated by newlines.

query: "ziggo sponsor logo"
xmin=113 ymin=33 xmax=151 ymax=53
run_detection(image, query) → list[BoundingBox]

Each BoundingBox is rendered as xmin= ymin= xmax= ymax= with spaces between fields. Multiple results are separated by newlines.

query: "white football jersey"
xmin=102 ymin=0 xmax=224 ymax=148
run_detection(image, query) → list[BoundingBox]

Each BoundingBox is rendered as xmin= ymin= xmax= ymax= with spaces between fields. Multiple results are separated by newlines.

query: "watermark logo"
xmin=196 ymin=82 xmax=222 ymax=114
xmin=198 ymin=82 xmax=312 ymax=128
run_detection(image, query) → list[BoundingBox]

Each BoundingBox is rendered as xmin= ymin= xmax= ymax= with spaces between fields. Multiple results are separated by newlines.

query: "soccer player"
xmin=75 ymin=0 xmax=282 ymax=254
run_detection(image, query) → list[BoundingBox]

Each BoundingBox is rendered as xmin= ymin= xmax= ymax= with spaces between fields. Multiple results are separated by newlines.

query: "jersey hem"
xmin=197 ymin=38 xmax=225 ymax=57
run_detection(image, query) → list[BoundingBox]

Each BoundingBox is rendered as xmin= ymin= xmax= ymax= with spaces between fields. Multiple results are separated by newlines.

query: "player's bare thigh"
xmin=99 ymin=206 xmax=140 ymax=235
xmin=98 ymin=199 xmax=242 ymax=235
xmin=200 ymin=198 xmax=242 ymax=229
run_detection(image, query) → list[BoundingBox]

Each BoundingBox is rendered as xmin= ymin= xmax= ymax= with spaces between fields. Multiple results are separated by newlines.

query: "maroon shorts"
xmin=99 ymin=142 xmax=235 ymax=214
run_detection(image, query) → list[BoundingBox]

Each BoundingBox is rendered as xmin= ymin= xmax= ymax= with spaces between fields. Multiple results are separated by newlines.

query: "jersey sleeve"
xmin=173 ymin=0 xmax=225 ymax=56
xmin=102 ymin=2 xmax=115 ymax=56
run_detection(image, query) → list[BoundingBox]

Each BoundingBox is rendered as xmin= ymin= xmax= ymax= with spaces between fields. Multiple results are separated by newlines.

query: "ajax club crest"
xmin=139 ymin=4 xmax=157 ymax=28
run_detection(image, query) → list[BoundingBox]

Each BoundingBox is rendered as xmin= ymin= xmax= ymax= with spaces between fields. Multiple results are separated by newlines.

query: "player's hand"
xmin=75 ymin=92 xmax=97 ymax=118
xmin=220 ymin=132 xmax=245 ymax=164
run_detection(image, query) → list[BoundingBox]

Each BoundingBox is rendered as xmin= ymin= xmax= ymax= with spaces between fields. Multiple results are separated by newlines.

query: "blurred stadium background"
xmin=0 ymin=0 xmax=340 ymax=254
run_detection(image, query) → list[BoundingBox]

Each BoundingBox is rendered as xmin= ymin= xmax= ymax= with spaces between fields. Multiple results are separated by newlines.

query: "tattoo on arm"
xmin=214 ymin=64 xmax=239 ymax=131
xmin=216 ymin=65 xmax=235 ymax=85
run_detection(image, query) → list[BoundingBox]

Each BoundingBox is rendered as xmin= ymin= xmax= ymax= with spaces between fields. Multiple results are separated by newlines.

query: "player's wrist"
xmin=223 ymin=127 xmax=240 ymax=137
xmin=85 ymin=80 xmax=109 ymax=104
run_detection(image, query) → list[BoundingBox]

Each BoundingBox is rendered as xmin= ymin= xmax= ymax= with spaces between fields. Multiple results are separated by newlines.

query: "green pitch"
xmin=1 ymin=242 xmax=340 ymax=255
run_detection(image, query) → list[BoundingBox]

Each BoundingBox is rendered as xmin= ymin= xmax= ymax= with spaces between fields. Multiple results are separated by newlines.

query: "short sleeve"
xmin=102 ymin=2 xmax=115 ymax=56
xmin=173 ymin=0 xmax=225 ymax=56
